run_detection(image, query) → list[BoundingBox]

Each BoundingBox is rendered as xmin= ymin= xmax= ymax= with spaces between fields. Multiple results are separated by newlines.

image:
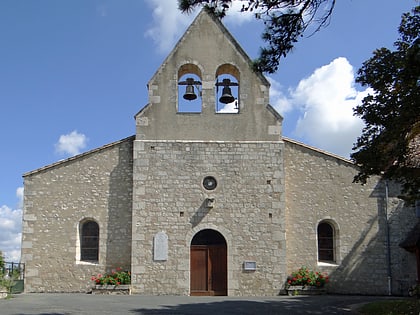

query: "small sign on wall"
xmin=243 ymin=261 xmax=257 ymax=271
xmin=154 ymin=232 xmax=168 ymax=261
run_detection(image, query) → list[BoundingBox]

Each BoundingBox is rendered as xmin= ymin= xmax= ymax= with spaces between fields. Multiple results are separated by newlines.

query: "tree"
xmin=178 ymin=0 xmax=335 ymax=73
xmin=351 ymin=6 xmax=420 ymax=202
xmin=0 ymin=251 xmax=4 ymax=272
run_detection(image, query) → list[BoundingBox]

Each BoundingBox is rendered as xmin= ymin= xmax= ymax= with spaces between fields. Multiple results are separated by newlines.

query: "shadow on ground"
xmin=130 ymin=297 xmax=360 ymax=315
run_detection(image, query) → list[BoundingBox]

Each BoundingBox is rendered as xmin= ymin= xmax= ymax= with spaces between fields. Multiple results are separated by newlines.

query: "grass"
xmin=358 ymin=299 xmax=420 ymax=315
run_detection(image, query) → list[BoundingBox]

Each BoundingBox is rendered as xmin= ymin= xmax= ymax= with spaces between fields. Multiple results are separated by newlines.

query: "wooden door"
xmin=190 ymin=246 xmax=208 ymax=294
xmin=190 ymin=245 xmax=227 ymax=296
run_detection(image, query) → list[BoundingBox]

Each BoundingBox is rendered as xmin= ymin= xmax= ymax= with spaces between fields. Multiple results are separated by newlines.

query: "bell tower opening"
xmin=178 ymin=64 xmax=202 ymax=113
xmin=215 ymin=64 xmax=239 ymax=114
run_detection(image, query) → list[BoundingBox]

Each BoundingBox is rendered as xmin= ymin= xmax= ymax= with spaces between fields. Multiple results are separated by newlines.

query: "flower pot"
xmin=286 ymin=285 xmax=326 ymax=296
xmin=0 ymin=287 xmax=8 ymax=299
xmin=92 ymin=284 xmax=130 ymax=295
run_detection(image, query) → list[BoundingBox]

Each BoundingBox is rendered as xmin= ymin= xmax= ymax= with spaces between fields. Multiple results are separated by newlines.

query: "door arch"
xmin=190 ymin=229 xmax=227 ymax=296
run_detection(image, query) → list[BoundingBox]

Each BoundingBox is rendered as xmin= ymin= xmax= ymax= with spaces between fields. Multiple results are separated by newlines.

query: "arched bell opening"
xmin=190 ymin=229 xmax=227 ymax=296
xmin=215 ymin=64 xmax=240 ymax=114
xmin=178 ymin=64 xmax=202 ymax=113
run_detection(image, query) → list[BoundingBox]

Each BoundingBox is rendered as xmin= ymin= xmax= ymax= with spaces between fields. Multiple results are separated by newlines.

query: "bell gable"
xmin=135 ymin=10 xmax=282 ymax=141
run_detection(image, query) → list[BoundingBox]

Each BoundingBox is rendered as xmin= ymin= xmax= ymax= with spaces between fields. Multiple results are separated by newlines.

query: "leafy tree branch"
xmin=178 ymin=0 xmax=335 ymax=73
xmin=352 ymin=6 xmax=420 ymax=202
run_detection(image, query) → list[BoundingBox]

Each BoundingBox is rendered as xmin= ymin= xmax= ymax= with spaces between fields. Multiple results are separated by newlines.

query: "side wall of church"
xmin=21 ymin=139 xmax=133 ymax=292
xmin=131 ymin=140 xmax=286 ymax=296
xmin=283 ymin=140 xmax=417 ymax=295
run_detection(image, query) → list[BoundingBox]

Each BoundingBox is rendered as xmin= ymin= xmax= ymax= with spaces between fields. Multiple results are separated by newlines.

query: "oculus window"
xmin=203 ymin=176 xmax=217 ymax=190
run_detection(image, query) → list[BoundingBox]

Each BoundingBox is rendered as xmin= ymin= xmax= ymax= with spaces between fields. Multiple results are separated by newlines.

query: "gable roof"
xmin=23 ymin=135 xmax=135 ymax=177
xmin=148 ymin=9 xmax=269 ymax=87
xmin=283 ymin=136 xmax=354 ymax=164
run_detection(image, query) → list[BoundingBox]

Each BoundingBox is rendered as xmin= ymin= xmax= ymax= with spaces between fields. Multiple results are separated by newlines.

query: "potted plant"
xmin=91 ymin=267 xmax=131 ymax=294
xmin=285 ymin=266 xmax=329 ymax=296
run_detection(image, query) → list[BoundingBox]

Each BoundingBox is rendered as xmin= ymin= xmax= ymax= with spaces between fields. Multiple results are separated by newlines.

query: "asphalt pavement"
xmin=0 ymin=293 xmax=401 ymax=315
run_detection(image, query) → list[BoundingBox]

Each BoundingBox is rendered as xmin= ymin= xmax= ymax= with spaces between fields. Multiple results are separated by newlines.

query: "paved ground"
xmin=0 ymin=293 xmax=402 ymax=315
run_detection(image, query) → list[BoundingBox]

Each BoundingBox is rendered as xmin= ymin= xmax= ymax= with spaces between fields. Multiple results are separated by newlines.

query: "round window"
xmin=203 ymin=176 xmax=217 ymax=190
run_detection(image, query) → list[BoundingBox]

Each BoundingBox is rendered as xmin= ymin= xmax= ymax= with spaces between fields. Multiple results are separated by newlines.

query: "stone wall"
xmin=385 ymin=183 xmax=418 ymax=296
xmin=21 ymin=137 xmax=133 ymax=292
xmin=283 ymin=139 xmax=417 ymax=295
xmin=131 ymin=140 xmax=286 ymax=296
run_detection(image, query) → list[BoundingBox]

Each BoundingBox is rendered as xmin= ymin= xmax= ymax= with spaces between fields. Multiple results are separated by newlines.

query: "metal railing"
xmin=2 ymin=262 xmax=25 ymax=294
xmin=2 ymin=262 xmax=25 ymax=280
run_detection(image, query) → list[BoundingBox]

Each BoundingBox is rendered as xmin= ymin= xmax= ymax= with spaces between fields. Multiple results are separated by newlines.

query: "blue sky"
xmin=0 ymin=0 xmax=416 ymax=261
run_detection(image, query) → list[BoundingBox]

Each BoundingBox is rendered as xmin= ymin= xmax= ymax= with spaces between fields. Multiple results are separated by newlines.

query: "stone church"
xmin=21 ymin=10 xmax=418 ymax=296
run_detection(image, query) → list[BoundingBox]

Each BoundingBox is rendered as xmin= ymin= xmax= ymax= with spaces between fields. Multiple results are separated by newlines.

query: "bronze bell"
xmin=219 ymin=86 xmax=235 ymax=104
xmin=183 ymin=84 xmax=197 ymax=101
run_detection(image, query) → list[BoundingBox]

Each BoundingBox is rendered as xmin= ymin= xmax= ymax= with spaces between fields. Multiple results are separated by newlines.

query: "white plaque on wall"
xmin=154 ymin=231 xmax=168 ymax=261
xmin=243 ymin=261 xmax=257 ymax=271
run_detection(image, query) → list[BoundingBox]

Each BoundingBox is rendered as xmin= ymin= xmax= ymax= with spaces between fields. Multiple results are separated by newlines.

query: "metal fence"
xmin=2 ymin=262 xmax=25 ymax=293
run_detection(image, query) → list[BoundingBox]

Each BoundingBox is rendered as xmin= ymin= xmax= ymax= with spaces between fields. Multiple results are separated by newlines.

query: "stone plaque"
xmin=154 ymin=232 xmax=168 ymax=261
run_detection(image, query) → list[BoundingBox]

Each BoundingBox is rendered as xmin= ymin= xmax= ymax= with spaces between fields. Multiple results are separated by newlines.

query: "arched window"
xmin=80 ymin=220 xmax=99 ymax=262
xmin=178 ymin=64 xmax=202 ymax=113
xmin=317 ymin=221 xmax=335 ymax=263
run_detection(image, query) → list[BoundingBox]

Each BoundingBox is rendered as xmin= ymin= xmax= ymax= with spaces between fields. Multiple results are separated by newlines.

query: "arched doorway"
xmin=190 ymin=229 xmax=227 ymax=296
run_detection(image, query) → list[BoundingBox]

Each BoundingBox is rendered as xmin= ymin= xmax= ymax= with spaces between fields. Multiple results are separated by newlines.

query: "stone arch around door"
xmin=190 ymin=229 xmax=227 ymax=296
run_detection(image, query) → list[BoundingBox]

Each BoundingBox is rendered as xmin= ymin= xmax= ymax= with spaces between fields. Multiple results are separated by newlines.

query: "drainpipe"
xmin=384 ymin=180 xmax=392 ymax=295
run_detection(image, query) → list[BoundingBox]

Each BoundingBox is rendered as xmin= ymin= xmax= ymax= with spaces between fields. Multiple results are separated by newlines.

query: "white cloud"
xmin=0 ymin=187 xmax=23 ymax=262
xmin=217 ymin=101 xmax=239 ymax=113
xmin=268 ymin=77 xmax=292 ymax=115
xmin=55 ymin=130 xmax=88 ymax=156
xmin=271 ymin=57 xmax=373 ymax=158
xmin=16 ymin=187 xmax=24 ymax=209
xmin=145 ymin=0 xmax=197 ymax=54
xmin=223 ymin=2 xmax=255 ymax=26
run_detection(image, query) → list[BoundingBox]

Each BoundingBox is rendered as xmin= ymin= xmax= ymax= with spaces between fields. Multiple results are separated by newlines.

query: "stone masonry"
xmin=131 ymin=140 xmax=286 ymax=296
xmin=283 ymin=138 xmax=417 ymax=295
xmin=22 ymin=137 xmax=133 ymax=292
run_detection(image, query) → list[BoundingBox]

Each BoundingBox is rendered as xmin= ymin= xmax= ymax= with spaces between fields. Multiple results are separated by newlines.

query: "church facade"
xmin=21 ymin=10 xmax=417 ymax=296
